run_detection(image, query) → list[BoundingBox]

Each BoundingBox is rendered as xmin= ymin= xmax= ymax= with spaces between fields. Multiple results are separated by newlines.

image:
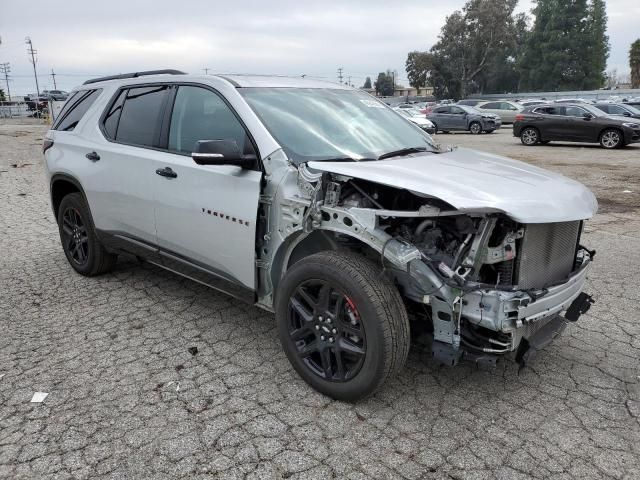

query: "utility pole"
xmin=203 ymin=67 xmax=210 ymax=75
xmin=51 ymin=69 xmax=57 ymax=89
xmin=0 ymin=63 xmax=11 ymax=101
xmin=347 ymin=76 xmax=352 ymax=87
xmin=25 ymin=37 xmax=40 ymax=96
xmin=337 ymin=67 xmax=344 ymax=84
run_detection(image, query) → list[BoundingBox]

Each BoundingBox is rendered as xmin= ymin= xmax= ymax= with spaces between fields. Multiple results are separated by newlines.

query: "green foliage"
xmin=362 ymin=77 xmax=372 ymax=89
xmin=631 ymin=39 xmax=640 ymax=89
xmin=374 ymin=72 xmax=394 ymax=96
xmin=519 ymin=0 xmax=609 ymax=91
xmin=410 ymin=0 xmax=522 ymax=99
xmin=405 ymin=51 xmax=433 ymax=88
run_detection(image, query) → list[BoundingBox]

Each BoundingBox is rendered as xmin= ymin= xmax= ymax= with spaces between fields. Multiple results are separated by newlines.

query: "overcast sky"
xmin=0 ymin=0 xmax=638 ymax=96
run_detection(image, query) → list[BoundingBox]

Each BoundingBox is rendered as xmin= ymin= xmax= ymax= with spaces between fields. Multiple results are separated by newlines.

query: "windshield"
xmin=240 ymin=88 xmax=437 ymax=163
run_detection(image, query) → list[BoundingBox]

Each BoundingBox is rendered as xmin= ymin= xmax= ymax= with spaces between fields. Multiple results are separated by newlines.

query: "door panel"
xmin=153 ymin=85 xmax=262 ymax=290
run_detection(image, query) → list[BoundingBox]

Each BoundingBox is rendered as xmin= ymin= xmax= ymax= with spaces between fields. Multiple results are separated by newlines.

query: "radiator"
xmin=515 ymin=221 xmax=581 ymax=290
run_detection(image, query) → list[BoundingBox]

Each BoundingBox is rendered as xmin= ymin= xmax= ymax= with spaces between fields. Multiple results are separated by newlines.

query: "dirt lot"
xmin=1 ymin=120 xmax=639 ymax=479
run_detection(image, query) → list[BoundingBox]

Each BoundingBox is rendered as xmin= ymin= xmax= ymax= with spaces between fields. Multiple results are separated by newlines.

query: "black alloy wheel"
xmin=61 ymin=207 xmax=90 ymax=266
xmin=276 ymin=251 xmax=410 ymax=401
xmin=287 ymin=280 xmax=366 ymax=382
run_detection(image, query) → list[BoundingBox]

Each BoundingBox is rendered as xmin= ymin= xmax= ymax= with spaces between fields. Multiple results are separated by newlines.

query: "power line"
xmin=337 ymin=67 xmax=344 ymax=84
xmin=25 ymin=36 xmax=39 ymax=96
xmin=0 ymin=63 xmax=11 ymax=100
xmin=203 ymin=67 xmax=210 ymax=75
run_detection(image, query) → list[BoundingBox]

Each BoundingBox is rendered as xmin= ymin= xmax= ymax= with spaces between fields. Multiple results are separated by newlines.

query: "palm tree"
xmin=631 ymin=39 xmax=640 ymax=89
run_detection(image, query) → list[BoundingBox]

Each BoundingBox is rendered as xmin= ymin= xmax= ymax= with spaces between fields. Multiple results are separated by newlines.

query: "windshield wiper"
xmin=318 ymin=156 xmax=377 ymax=163
xmin=377 ymin=146 xmax=429 ymax=160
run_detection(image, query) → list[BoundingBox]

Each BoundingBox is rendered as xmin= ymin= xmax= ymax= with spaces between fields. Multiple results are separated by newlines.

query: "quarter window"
xmin=114 ymin=86 xmax=169 ymax=147
xmin=53 ymin=89 xmax=102 ymax=131
xmin=168 ymin=86 xmax=252 ymax=155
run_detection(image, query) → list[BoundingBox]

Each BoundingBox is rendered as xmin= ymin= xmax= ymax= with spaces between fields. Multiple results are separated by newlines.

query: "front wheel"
xmin=469 ymin=121 xmax=482 ymax=135
xmin=520 ymin=127 xmax=539 ymax=146
xmin=276 ymin=251 xmax=410 ymax=401
xmin=600 ymin=128 xmax=623 ymax=149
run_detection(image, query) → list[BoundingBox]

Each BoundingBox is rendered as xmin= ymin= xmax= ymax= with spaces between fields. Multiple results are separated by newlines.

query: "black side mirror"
xmin=623 ymin=111 xmax=631 ymax=117
xmin=191 ymin=140 xmax=254 ymax=168
xmin=583 ymin=113 xmax=593 ymax=120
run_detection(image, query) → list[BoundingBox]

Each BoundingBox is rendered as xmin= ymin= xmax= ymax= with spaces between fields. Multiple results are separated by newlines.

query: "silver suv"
xmin=44 ymin=70 xmax=597 ymax=401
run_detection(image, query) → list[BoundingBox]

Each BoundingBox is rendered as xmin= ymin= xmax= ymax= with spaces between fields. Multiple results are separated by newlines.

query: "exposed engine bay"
xmin=257 ymin=158 xmax=595 ymax=369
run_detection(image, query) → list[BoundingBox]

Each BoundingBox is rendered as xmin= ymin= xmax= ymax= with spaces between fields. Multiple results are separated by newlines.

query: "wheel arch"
xmin=50 ymin=173 xmax=88 ymax=219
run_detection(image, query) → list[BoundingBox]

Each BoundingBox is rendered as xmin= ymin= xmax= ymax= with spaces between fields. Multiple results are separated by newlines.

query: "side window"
xmin=450 ymin=106 xmax=464 ymax=114
xmin=168 ymin=86 xmax=253 ymax=155
xmin=434 ymin=107 xmax=449 ymax=114
xmin=597 ymin=105 xmax=610 ymax=114
xmin=480 ymin=102 xmax=500 ymax=109
xmin=535 ymin=106 xmax=559 ymax=115
xmin=608 ymin=105 xmax=624 ymax=115
xmin=53 ymin=89 xmax=102 ymax=131
xmin=115 ymin=86 xmax=169 ymax=147
xmin=502 ymin=102 xmax=517 ymax=110
xmin=564 ymin=106 xmax=587 ymax=117
xmin=102 ymin=90 xmax=127 ymax=139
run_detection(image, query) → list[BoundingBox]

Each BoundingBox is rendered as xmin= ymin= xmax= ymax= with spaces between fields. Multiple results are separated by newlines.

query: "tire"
xmin=599 ymin=128 xmax=623 ymax=149
xmin=275 ymin=251 xmax=410 ymax=401
xmin=469 ymin=121 xmax=482 ymax=135
xmin=431 ymin=122 xmax=438 ymax=133
xmin=485 ymin=129 xmax=495 ymax=134
xmin=520 ymin=127 xmax=539 ymax=146
xmin=57 ymin=193 xmax=117 ymax=276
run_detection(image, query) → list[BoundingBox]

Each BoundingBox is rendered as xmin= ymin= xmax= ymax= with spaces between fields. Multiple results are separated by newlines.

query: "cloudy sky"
xmin=0 ymin=0 xmax=638 ymax=95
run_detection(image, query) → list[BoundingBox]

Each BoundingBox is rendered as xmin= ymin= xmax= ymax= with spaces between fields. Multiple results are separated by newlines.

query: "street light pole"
xmin=25 ymin=37 xmax=40 ymax=96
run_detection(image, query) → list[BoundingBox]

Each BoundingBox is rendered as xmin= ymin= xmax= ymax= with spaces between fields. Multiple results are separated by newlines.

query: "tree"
xmin=423 ymin=0 xmax=522 ymax=99
xmin=631 ymin=39 xmax=640 ymax=89
xmin=0 ymin=88 xmax=5 ymax=102
xmin=374 ymin=72 xmax=394 ymax=96
xmin=362 ymin=77 xmax=372 ymax=89
xmin=405 ymin=51 xmax=433 ymax=88
xmin=519 ymin=0 xmax=609 ymax=91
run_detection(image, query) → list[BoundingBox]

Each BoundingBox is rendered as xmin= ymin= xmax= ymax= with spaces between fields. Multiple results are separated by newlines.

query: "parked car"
xmin=476 ymin=101 xmax=523 ymax=123
xmin=554 ymin=98 xmax=594 ymax=104
xmin=393 ymin=107 xmax=436 ymax=134
xmin=519 ymin=100 xmax=546 ymax=107
xmin=457 ymin=99 xmax=483 ymax=106
xmin=513 ymin=103 xmax=640 ymax=149
xmin=593 ymin=103 xmax=640 ymax=119
xmin=427 ymin=104 xmax=501 ymax=133
xmin=42 ymin=89 xmax=69 ymax=101
xmin=45 ymin=70 xmax=597 ymax=400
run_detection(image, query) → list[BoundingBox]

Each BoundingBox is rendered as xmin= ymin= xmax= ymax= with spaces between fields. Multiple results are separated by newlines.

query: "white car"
xmin=393 ymin=107 xmax=435 ymax=133
xmin=44 ymin=70 xmax=597 ymax=401
xmin=476 ymin=100 xmax=524 ymax=123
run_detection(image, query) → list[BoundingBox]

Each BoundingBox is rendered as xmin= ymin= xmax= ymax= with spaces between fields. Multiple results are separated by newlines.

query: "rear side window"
xmin=480 ymin=102 xmax=500 ymax=109
xmin=53 ymin=89 xmax=102 ymax=131
xmin=433 ymin=107 xmax=449 ymax=114
xmin=110 ymin=86 xmax=169 ymax=147
xmin=103 ymin=90 xmax=126 ymax=139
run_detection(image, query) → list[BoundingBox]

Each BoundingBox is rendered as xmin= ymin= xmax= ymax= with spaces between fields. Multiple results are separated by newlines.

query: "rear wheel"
xmin=599 ymin=128 xmax=623 ymax=149
xmin=520 ymin=127 xmax=539 ymax=146
xmin=469 ymin=121 xmax=482 ymax=135
xmin=276 ymin=251 xmax=410 ymax=401
xmin=57 ymin=193 xmax=117 ymax=276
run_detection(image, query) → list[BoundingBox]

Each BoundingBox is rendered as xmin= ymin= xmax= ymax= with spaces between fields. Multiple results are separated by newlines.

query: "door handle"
xmin=85 ymin=151 xmax=100 ymax=162
xmin=155 ymin=167 xmax=177 ymax=179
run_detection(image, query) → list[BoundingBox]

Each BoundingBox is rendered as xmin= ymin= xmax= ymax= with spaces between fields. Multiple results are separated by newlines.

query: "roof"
xmin=81 ymin=71 xmax=351 ymax=90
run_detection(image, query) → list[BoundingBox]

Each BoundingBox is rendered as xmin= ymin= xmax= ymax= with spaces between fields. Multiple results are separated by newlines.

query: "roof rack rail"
xmin=83 ymin=69 xmax=187 ymax=85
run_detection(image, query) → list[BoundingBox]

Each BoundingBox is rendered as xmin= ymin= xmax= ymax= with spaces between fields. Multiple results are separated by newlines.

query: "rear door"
xmin=531 ymin=106 xmax=564 ymax=139
xmin=430 ymin=106 xmax=450 ymax=129
xmin=150 ymin=84 xmax=262 ymax=298
xmin=87 ymin=85 xmax=170 ymax=248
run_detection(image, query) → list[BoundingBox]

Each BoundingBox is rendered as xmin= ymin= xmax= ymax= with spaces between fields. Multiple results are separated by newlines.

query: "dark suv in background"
xmin=426 ymin=105 xmax=501 ymax=134
xmin=513 ymin=103 xmax=640 ymax=149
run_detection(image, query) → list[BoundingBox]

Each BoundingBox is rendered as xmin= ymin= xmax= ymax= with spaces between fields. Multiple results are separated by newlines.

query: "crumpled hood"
xmin=308 ymin=148 xmax=598 ymax=223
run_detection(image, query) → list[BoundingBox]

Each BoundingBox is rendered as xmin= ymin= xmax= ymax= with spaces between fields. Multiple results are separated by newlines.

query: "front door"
xmin=151 ymin=85 xmax=262 ymax=298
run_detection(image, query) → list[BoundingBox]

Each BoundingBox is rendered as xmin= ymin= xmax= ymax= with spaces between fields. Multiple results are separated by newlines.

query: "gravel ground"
xmin=1 ymin=120 xmax=639 ymax=479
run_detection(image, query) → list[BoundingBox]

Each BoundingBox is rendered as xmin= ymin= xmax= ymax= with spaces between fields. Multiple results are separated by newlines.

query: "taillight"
xmin=515 ymin=114 xmax=525 ymax=122
xmin=42 ymin=138 xmax=54 ymax=154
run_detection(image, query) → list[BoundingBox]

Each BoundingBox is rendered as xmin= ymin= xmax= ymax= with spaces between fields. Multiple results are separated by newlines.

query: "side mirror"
xmin=623 ymin=111 xmax=631 ymax=117
xmin=583 ymin=113 xmax=593 ymax=120
xmin=191 ymin=140 xmax=254 ymax=168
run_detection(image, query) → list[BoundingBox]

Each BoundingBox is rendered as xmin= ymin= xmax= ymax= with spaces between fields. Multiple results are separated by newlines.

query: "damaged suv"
xmin=45 ymin=71 xmax=597 ymax=401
